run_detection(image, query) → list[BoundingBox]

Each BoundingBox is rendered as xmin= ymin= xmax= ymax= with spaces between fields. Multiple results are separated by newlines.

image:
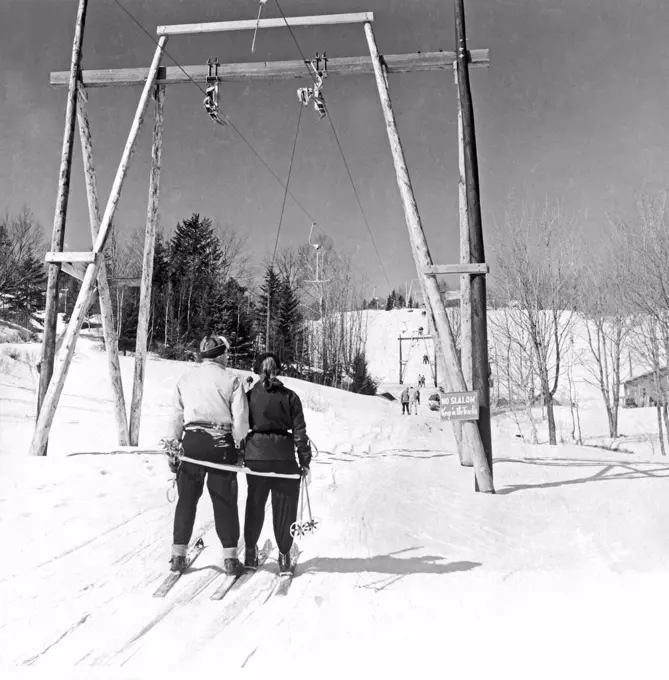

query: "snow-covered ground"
xmin=1 ymin=313 xmax=669 ymax=677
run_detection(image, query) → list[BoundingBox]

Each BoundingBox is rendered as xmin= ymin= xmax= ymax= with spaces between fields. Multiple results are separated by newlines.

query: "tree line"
xmin=488 ymin=192 xmax=669 ymax=452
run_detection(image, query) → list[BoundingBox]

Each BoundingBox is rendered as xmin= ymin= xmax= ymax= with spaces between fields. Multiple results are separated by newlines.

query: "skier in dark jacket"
xmin=243 ymin=352 xmax=312 ymax=574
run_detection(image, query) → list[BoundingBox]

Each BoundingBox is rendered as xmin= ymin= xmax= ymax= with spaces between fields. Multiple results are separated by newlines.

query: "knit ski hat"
xmin=200 ymin=335 xmax=230 ymax=359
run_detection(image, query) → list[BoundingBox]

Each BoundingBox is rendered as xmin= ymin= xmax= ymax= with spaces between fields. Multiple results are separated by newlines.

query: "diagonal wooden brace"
xmin=29 ymin=36 xmax=168 ymax=456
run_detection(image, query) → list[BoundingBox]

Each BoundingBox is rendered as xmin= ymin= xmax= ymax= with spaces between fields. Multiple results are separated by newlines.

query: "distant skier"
xmin=411 ymin=386 xmax=420 ymax=415
xmin=408 ymin=386 xmax=418 ymax=415
xmin=243 ymin=353 xmax=312 ymax=574
xmin=164 ymin=335 xmax=249 ymax=574
xmin=400 ymin=386 xmax=410 ymax=414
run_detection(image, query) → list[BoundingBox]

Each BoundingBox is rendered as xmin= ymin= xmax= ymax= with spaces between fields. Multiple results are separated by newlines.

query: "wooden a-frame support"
xmin=36 ymin=8 xmax=494 ymax=492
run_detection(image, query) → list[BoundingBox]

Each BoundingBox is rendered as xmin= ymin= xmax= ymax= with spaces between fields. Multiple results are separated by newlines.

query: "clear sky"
xmin=2 ymin=0 xmax=668 ymax=296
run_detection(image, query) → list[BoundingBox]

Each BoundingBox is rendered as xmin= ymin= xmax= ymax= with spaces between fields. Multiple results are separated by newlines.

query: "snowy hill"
xmin=1 ymin=313 xmax=669 ymax=675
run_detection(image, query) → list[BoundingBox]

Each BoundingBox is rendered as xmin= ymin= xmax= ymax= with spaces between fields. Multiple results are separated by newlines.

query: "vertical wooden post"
xmin=399 ymin=336 xmax=403 ymax=384
xmin=454 ymin=62 xmax=473 ymax=468
xmin=29 ymin=37 xmax=168 ymax=458
xmin=364 ymin=21 xmax=493 ymax=492
xmin=76 ymin=81 xmax=130 ymax=446
xmin=129 ymin=85 xmax=166 ymax=446
xmin=36 ymin=0 xmax=88 ymax=454
xmin=454 ymin=0 xmax=493 ymax=484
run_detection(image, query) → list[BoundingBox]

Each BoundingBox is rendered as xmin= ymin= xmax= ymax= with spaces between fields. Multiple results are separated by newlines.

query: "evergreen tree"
xmin=169 ymin=213 xmax=223 ymax=343
xmin=255 ymin=265 xmax=282 ymax=352
xmin=385 ymin=289 xmax=396 ymax=311
xmin=149 ymin=232 xmax=171 ymax=347
xmin=13 ymin=251 xmax=46 ymax=324
xmin=276 ymin=275 xmax=302 ymax=367
xmin=350 ymin=350 xmax=378 ymax=395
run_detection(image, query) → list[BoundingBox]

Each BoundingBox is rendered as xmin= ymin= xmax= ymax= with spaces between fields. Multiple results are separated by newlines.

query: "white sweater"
xmin=166 ymin=360 xmax=250 ymax=445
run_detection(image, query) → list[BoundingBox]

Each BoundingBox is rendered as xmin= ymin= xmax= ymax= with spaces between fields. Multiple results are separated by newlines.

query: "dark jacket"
xmin=244 ymin=378 xmax=312 ymax=468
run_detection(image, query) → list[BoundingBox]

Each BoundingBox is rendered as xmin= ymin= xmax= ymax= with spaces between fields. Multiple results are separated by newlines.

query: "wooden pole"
xmin=399 ymin=336 xmax=403 ymax=384
xmin=36 ymin=0 xmax=88 ymax=454
xmin=50 ymin=50 xmax=490 ymax=88
xmin=455 ymin=62 xmax=473 ymax=468
xmin=76 ymin=81 xmax=130 ymax=447
xmin=157 ymin=12 xmax=375 ymax=36
xmin=454 ymin=0 xmax=493 ymax=485
xmin=364 ymin=21 xmax=493 ymax=492
xmin=129 ymin=85 xmax=165 ymax=446
xmin=29 ymin=37 xmax=168 ymax=457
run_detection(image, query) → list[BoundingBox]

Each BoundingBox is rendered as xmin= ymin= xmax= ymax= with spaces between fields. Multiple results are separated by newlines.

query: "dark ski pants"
xmin=173 ymin=430 xmax=240 ymax=553
xmin=244 ymin=461 xmax=301 ymax=556
xmin=402 ymin=402 xmax=409 ymax=414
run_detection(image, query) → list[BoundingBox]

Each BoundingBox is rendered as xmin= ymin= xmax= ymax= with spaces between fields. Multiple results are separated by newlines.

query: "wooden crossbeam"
xmin=45 ymin=251 xmax=95 ymax=263
xmin=157 ymin=12 xmax=375 ymax=36
xmin=109 ymin=277 xmax=141 ymax=288
xmin=424 ymin=264 xmax=488 ymax=276
xmin=61 ymin=262 xmax=87 ymax=281
xmin=50 ymin=50 xmax=490 ymax=88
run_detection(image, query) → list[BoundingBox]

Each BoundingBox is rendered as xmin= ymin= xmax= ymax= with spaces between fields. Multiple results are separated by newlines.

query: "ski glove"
xmin=161 ymin=437 xmax=182 ymax=474
xmin=301 ymin=466 xmax=312 ymax=486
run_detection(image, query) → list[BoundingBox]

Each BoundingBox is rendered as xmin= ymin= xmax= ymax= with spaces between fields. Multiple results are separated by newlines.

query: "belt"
xmin=185 ymin=422 xmax=232 ymax=434
xmin=250 ymin=429 xmax=292 ymax=438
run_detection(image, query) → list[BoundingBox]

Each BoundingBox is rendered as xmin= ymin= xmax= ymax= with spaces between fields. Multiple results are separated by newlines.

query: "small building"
xmin=623 ymin=368 xmax=669 ymax=408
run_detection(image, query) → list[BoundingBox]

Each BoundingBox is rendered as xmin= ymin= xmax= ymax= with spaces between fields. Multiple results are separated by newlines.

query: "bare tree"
xmin=608 ymin=192 xmax=669 ymax=451
xmin=578 ymin=227 xmax=635 ymax=438
xmin=0 ymin=207 xmax=45 ymax=298
xmin=492 ymin=198 xmax=580 ymax=445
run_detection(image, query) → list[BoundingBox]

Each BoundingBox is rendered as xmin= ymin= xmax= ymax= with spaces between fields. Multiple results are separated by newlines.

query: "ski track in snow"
xmin=3 ymin=315 xmax=669 ymax=673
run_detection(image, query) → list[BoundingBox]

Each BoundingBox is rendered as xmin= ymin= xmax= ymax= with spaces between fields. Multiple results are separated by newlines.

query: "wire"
xmin=109 ymin=0 xmax=388 ymax=292
xmin=271 ymin=103 xmax=304 ymax=267
xmin=273 ymin=0 xmax=391 ymax=289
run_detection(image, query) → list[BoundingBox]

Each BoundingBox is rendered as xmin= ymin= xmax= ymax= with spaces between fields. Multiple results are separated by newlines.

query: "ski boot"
xmin=223 ymin=557 xmax=245 ymax=576
xmin=245 ymin=545 xmax=259 ymax=569
xmin=169 ymin=555 xmax=188 ymax=572
xmin=278 ymin=551 xmax=292 ymax=575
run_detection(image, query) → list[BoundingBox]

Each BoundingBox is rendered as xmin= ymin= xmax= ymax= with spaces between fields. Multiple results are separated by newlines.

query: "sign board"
xmin=440 ymin=390 xmax=479 ymax=421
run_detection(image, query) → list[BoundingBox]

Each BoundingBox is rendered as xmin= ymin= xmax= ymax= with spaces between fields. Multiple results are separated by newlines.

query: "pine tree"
xmin=385 ymin=289 xmax=396 ymax=311
xmin=169 ymin=213 xmax=223 ymax=343
xmin=350 ymin=350 xmax=377 ymax=395
xmin=276 ymin=275 xmax=302 ymax=367
xmin=12 ymin=251 xmax=46 ymax=325
xmin=256 ymin=265 xmax=282 ymax=352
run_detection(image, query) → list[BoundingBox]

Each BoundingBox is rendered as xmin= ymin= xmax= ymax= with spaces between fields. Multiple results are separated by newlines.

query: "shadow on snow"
xmin=495 ymin=457 xmax=669 ymax=495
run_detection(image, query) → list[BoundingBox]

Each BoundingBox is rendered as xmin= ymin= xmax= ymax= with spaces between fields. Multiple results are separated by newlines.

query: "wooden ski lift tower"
xmin=34 ymin=1 xmax=494 ymax=493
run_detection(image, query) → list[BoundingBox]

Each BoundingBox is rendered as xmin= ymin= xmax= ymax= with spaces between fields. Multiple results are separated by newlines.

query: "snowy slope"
xmin=2 ymin=318 xmax=669 ymax=675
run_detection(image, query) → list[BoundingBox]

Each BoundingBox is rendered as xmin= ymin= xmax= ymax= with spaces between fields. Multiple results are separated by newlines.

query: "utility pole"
xmin=454 ymin=0 xmax=493 ymax=483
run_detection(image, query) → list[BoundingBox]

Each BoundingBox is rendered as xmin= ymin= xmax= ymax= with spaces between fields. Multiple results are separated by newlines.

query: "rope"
xmin=179 ymin=454 xmax=301 ymax=479
xmin=421 ymin=335 xmax=437 ymax=383
xmin=270 ymin=103 xmax=304 ymax=268
xmin=110 ymin=0 xmax=386 ymax=293
xmin=273 ymin=0 xmax=392 ymax=289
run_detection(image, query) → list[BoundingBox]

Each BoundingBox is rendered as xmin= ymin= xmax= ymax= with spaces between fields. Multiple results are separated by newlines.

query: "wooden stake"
xmin=76 ymin=80 xmax=130 ymax=447
xmin=29 ymin=37 xmax=168 ymax=457
xmin=454 ymin=0 xmax=493 ymax=486
xmin=129 ymin=85 xmax=165 ymax=446
xmin=455 ymin=62 xmax=473 ymax=468
xmin=36 ymin=0 xmax=88 ymax=454
xmin=364 ymin=22 xmax=493 ymax=492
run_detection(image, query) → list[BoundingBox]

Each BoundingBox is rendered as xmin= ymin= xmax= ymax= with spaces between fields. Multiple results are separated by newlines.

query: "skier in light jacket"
xmin=243 ymin=353 xmax=312 ymax=574
xmin=164 ymin=335 xmax=249 ymax=574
